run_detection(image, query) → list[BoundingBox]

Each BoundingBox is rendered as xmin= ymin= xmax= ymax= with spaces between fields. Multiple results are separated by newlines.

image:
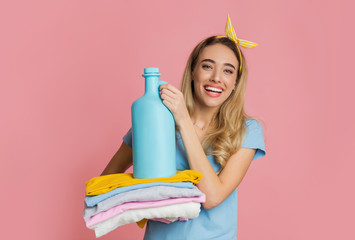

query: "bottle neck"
xmin=145 ymin=76 xmax=159 ymax=95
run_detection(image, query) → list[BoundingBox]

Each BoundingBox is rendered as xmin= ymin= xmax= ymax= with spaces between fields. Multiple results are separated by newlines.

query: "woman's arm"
xmin=179 ymin=119 xmax=255 ymax=209
xmin=100 ymin=142 xmax=133 ymax=176
xmin=160 ymin=84 xmax=255 ymax=209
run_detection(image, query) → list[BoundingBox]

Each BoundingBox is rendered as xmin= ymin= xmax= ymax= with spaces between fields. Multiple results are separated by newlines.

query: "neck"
xmin=191 ymin=99 xmax=219 ymax=130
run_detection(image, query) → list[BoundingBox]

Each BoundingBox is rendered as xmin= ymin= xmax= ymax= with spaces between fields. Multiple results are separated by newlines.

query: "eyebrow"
xmin=201 ymin=59 xmax=236 ymax=70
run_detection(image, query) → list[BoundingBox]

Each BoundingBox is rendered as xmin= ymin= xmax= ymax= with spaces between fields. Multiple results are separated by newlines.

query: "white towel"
xmin=91 ymin=202 xmax=201 ymax=238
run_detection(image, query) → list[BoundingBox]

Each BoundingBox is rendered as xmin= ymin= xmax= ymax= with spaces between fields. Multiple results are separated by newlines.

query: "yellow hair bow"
xmin=217 ymin=14 xmax=258 ymax=75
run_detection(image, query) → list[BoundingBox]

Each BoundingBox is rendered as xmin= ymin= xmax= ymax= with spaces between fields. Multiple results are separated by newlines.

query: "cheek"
xmin=225 ymin=77 xmax=237 ymax=89
xmin=194 ymin=69 xmax=211 ymax=81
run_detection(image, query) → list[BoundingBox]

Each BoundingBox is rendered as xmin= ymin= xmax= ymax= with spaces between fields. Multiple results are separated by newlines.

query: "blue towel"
xmin=84 ymin=181 xmax=195 ymax=207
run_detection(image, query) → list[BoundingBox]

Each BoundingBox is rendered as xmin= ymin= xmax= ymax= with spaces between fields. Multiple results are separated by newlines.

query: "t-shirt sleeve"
xmin=122 ymin=128 xmax=133 ymax=148
xmin=241 ymin=119 xmax=266 ymax=160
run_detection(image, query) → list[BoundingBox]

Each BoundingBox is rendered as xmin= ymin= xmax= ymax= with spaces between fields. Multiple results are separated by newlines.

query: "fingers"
xmin=160 ymin=89 xmax=177 ymax=112
xmin=160 ymin=90 xmax=175 ymax=103
xmin=159 ymin=84 xmax=189 ymax=126
xmin=159 ymin=84 xmax=179 ymax=94
xmin=162 ymin=98 xmax=175 ymax=112
xmin=160 ymin=84 xmax=175 ymax=99
xmin=159 ymin=84 xmax=181 ymax=113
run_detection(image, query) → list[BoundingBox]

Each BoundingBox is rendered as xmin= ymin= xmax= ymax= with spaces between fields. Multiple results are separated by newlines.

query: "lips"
xmin=203 ymin=84 xmax=224 ymax=97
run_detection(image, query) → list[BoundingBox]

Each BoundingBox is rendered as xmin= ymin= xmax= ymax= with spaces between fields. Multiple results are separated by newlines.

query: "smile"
xmin=203 ymin=85 xmax=223 ymax=97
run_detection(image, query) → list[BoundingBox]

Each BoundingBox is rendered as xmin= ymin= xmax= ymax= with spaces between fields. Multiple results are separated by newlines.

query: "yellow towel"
xmin=85 ymin=170 xmax=203 ymax=196
xmin=136 ymin=219 xmax=148 ymax=228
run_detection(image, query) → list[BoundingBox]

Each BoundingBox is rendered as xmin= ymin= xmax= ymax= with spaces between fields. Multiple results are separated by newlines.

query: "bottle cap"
xmin=143 ymin=67 xmax=161 ymax=77
xmin=144 ymin=67 xmax=159 ymax=74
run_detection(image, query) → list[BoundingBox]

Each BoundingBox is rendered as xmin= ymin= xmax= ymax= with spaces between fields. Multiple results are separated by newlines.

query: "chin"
xmin=207 ymin=95 xmax=231 ymax=106
xmin=202 ymin=99 xmax=226 ymax=108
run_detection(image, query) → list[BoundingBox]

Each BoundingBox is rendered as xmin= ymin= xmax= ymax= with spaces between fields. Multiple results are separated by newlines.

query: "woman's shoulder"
xmin=242 ymin=118 xmax=266 ymax=160
xmin=244 ymin=118 xmax=263 ymax=130
xmin=243 ymin=118 xmax=264 ymax=143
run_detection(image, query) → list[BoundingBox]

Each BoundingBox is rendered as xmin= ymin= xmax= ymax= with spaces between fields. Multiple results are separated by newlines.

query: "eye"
xmin=202 ymin=64 xmax=212 ymax=70
xmin=224 ymin=69 xmax=234 ymax=74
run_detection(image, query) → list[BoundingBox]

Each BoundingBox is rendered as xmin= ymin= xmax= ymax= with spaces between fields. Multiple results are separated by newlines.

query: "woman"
xmin=101 ymin=19 xmax=266 ymax=240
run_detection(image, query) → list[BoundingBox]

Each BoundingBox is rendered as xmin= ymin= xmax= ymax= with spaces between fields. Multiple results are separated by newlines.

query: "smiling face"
xmin=191 ymin=43 xmax=239 ymax=109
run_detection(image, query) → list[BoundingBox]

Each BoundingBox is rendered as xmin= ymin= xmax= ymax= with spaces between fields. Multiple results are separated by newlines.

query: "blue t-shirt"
xmin=123 ymin=119 xmax=266 ymax=240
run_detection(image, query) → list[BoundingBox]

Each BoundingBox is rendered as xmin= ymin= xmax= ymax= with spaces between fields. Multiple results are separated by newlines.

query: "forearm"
xmin=178 ymin=119 xmax=224 ymax=208
xmin=101 ymin=142 xmax=133 ymax=176
xmin=101 ymin=159 xmax=131 ymax=176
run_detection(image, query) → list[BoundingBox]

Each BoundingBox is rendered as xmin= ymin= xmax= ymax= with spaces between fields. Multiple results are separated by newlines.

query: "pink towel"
xmin=86 ymin=194 xmax=205 ymax=227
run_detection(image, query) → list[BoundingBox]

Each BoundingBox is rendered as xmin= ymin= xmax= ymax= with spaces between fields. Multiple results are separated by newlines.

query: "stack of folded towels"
xmin=83 ymin=170 xmax=205 ymax=238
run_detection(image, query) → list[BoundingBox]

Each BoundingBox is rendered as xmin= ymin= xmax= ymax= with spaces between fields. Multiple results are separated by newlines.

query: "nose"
xmin=210 ymin=68 xmax=222 ymax=83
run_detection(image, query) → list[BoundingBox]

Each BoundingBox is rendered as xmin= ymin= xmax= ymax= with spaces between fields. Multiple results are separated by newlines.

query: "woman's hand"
xmin=159 ymin=84 xmax=190 ymax=129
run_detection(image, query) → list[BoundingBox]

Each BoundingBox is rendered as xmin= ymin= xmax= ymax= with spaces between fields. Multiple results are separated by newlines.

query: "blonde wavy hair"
xmin=180 ymin=36 xmax=254 ymax=171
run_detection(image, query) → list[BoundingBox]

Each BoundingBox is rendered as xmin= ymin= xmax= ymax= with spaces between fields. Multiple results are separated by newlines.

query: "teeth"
xmin=204 ymin=86 xmax=223 ymax=93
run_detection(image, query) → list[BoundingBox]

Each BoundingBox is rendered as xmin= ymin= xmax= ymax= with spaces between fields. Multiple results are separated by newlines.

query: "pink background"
xmin=1 ymin=0 xmax=354 ymax=239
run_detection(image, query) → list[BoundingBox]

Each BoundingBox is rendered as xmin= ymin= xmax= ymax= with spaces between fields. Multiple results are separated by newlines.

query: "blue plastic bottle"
xmin=131 ymin=67 xmax=176 ymax=179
